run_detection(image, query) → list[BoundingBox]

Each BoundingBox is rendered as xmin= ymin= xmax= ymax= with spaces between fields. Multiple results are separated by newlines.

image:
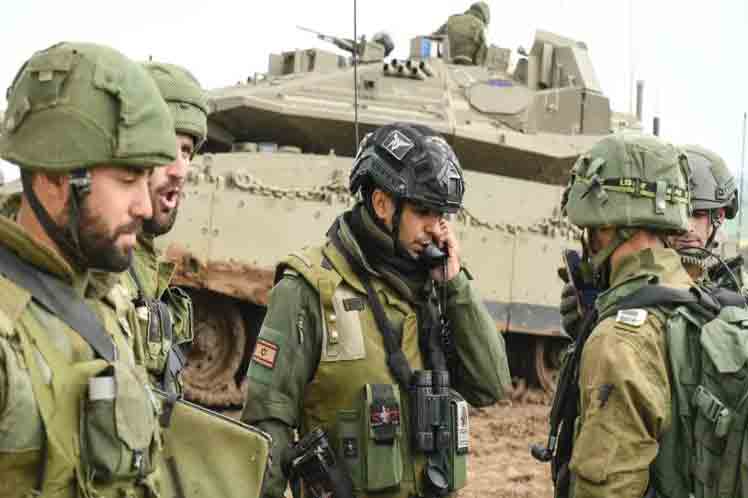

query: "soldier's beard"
xmin=143 ymin=205 xmax=178 ymax=237
xmin=75 ymin=199 xmax=141 ymax=272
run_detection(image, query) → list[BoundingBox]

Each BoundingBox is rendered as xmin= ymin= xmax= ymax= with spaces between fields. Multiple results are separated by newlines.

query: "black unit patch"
xmin=382 ymin=130 xmax=415 ymax=161
xmin=343 ymin=297 xmax=365 ymax=312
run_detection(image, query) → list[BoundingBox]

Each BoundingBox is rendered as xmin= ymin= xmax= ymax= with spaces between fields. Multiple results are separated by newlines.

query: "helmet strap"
xmin=588 ymin=227 xmax=636 ymax=289
xmin=21 ymin=169 xmax=91 ymax=270
xmin=704 ymin=210 xmax=723 ymax=250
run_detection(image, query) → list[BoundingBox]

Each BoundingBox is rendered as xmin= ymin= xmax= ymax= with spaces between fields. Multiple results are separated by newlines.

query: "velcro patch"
xmin=616 ymin=309 xmax=648 ymax=327
xmin=343 ymin=297 xmax=365 ymax=312
xmin=382 ymin=129 xmax=415 ymax=161
xmin=253 ymin=339 xmax=279 ymax=369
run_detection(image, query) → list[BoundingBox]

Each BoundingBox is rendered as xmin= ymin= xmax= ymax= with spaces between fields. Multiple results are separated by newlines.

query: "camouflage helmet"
xmin=0 ymin=42 xmax=176 ymax=172
xmin=682 ymin=144 xmax=738 ymax=219
xmin=350 ymin=122 xmax=465 ymax=214
xmin=469 ymin=2 xmax=490 ymax=25
xmin=142 ymin=62 xmax=209 ymax=151
xmin=563 ymin=132 xmax=690 ymax=234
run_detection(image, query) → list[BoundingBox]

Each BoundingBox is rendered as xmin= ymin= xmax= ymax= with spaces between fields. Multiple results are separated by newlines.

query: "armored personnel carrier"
xmin=161 ymin=28 xmax=640 ymax=408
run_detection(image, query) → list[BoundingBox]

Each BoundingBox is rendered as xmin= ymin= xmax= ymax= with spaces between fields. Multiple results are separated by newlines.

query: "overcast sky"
xmin=2 ymin=1 xmax=747 ymax=204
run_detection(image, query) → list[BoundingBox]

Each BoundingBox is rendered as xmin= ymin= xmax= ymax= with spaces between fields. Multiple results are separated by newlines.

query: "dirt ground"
xmin=460 ymin=383 xmax=553 ymax=498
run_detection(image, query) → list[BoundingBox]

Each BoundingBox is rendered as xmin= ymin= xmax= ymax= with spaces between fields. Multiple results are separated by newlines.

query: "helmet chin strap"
xmin=21 ymin=169 xmax=92 ymax=271
xmin=588 ymin=227 xmax=636 ymax=290
xmin=704 ymin=210 xmax=723 ymax=251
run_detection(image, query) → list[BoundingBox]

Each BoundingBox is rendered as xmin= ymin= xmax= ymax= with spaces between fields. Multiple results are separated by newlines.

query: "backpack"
xmin=535 ymin=284 xmax=748 ymax=498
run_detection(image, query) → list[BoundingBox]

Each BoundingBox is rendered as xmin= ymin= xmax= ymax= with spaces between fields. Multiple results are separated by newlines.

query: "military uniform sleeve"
xmin=569 ymin=314 xmax=671 ymax=498
xmin=474 ymin=29 xmax=488 ymax=65
xmin=241 ymin=273 xmax=323 ymax=498
xmin=444 ymin=269 xmax=510 ymax=406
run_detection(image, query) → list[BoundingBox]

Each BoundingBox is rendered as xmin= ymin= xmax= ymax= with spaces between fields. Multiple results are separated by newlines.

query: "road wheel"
xmin=181 ymin=292 xmax=249 ymax=408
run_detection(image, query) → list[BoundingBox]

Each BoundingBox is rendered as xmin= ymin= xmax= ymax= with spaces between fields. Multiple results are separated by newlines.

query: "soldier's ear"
xmin=371 ymin=188 xmax=395 ymax=229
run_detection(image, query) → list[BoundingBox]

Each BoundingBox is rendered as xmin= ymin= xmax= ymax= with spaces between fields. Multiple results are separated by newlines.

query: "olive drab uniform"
xmin=434 ymin=5 xmax=489 ymax=65
xmin=0 ymin=214 xmax=163 ymax=498
xmin=242 ymin=214 xmax=510 ymax=498
xmin=121 ymin=235 xmax=193 ymax=392
xmin=568 ymin=248 xmax=690 ymax=497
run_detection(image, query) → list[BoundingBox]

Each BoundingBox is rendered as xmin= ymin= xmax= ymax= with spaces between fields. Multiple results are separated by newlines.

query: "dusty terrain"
xmin=460 ymin=384 xmax=553 ymax=498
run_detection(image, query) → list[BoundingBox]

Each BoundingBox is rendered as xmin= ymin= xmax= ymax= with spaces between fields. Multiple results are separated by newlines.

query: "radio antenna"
xmin=353 ymin=0 xmax=360 ymax=148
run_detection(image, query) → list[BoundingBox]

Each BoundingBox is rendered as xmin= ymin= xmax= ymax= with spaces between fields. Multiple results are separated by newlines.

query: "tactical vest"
xmin=652 ymin=300 xmax=748 ymax=497
xmin=280 ymin=242 xmax=466 ymax=498
xmin=0 ymin=278 xmax=163 ymax=498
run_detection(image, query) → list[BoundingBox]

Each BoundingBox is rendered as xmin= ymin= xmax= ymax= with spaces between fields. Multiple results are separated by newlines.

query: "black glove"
xmin=559 ymin=283 xmax=582 ymax=339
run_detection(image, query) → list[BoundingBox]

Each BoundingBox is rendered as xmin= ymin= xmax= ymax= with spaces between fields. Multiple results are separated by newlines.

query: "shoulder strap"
xmin=0 ymin=244 xmax=115 ymax=361
xmin=329 ymin=226 xmax=413 ymax=388
xmin=599 ymin=285 xmax=719 ymax=322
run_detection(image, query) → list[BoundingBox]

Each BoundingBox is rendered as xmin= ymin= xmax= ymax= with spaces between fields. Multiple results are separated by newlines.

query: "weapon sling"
xmin=0 ymin=243 xmax=115 ymax=361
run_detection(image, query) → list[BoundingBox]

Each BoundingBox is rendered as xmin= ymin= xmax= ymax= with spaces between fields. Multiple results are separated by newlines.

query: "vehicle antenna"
xmin=738 ymin=112 xmax=747 ymax=251
xmin=353 ymin=0 xmax=360 ymax=147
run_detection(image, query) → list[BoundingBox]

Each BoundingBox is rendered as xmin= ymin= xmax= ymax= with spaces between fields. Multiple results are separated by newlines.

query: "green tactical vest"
xmin=652 ymin=302 xmax=748 ymax=498
xmin=281 ymin=241 xmax=462 ymax=498
xmin=0 ymin=278 xmax=163 ymax=498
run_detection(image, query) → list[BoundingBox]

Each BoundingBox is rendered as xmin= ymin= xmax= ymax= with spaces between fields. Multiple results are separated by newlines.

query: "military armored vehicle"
xmin=160 ymin=28 xmax=641 ymax=408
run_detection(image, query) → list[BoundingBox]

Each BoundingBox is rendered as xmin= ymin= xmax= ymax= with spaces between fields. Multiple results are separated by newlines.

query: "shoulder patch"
xmin=253 ymin=339 xmax=279 ymax=369
xmin=616 ymin=308 xmax=648 ymax=327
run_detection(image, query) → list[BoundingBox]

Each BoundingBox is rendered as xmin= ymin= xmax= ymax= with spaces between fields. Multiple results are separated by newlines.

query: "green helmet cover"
xmin=469 ymin=2 xmax=490 ymax=24
xmin=0 ymin=42 xmax=176 ymax=172
xmin=682 ymin=144 xmax=738 ymax=219
xmin=142 ymin=62 xmax=209 ymax=150
xmin=564 ymin=132 xmax=691 ymax=234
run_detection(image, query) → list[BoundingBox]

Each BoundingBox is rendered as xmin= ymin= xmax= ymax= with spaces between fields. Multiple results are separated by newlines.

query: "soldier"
xmin=434 ymin=2 xmax=491 ymax=65
xmin=669 ymin=144 xmax=742 ymax=289
xmin=122 ymin=62 xmax=209 ymax=393
xmin=242 ymin=122 xmax=510 ymax=498
xmin=559 ymin=143 xmax=742 ymax=338
xmin=545 ymin=132 xmax=700 ymax=497
xmin=0 ymin=42 xmax=176 ymax=497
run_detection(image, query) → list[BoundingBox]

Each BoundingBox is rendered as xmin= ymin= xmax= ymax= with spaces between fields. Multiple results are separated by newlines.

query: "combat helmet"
xmin=350 ymin=123 xmax=465 ymax=251
xmin=563 ymin=132 xmax=691 ymax=284
xmin=469 ymin=2 xmax=490 ymax=25
xmin=0 ymin=42 xmax=176 ymax=269
xmin=142 ymin=62 xmax=209 ymax=152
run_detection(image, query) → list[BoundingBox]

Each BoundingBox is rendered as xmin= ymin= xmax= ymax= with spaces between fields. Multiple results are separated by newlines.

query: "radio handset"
xmin=420 ymin=243 xmax=448 ymax=270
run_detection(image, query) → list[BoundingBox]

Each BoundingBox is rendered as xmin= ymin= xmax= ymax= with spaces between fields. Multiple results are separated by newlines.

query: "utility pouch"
xmin=447 ymin=390 xmax=469 ymax=491
xmin=361 ymin=384 xmax=403 ymax=491
xmin=336 ymin=409 xmax=363 ymax=489
xmin=284 ymin=427 xmax=355 ymax=498
xmin=163 ymin=286 xmax=194 ymax=345
xmin=81 ymin=362 xmax=159 ymax=482
xmin=134 ymin=296 xmax=173 ymax=376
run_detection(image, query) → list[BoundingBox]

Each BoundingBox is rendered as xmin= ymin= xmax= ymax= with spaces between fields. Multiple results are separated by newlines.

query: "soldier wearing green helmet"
xmin=434 ymin=2 xmax=490 ymax=65
xmin=541 ymin=132 xmax=694 ymax=497
xmin=121 ymin=61 xmax=209 ymax=394
xmin=539 ymin=133 xmax=748 ymax=498
xmin=0 ymin=42 xmax=177 ymax=497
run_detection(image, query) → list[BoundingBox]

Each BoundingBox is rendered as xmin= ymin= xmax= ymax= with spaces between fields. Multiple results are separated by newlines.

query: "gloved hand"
xmin=559 ymin=283 xmax=582 ymax=339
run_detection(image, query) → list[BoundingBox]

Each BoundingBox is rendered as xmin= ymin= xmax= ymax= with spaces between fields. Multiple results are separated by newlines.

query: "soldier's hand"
xmin=560 ymin=283 xmax=582 ymax=339
xmin=431 ymin=218 xmax=461 ymax=282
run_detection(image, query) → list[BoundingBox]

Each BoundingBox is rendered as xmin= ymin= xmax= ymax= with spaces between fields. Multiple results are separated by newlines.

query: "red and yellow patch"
xmin=253 ymin=339 xmax=279 ymax=369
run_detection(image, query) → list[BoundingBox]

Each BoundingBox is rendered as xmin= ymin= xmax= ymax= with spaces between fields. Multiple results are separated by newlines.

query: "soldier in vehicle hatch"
xmin=434 ymin=1 xmax=491 ymax=65
xmin=120 ymin=61 xmax=209 ymax=394
xmin=242 ymin=122 xmax=510 ymax=498
xmin=0 ymin=42 xmax=176 ymax=497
